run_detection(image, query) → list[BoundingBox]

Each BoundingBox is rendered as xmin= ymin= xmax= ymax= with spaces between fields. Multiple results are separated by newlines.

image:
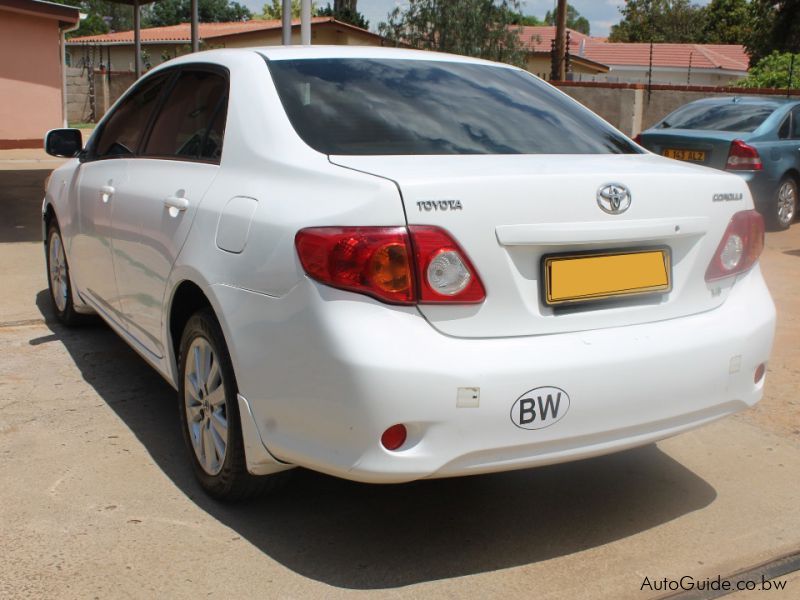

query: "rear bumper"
xmin=216 ymin=265 xmax=775 ymax=484
xmin=737 ymin=171 xmax=778 ymax=213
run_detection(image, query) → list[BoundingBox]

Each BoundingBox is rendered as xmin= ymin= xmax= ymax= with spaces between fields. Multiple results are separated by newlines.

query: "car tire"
xmin=178 ymin=308 xmax=284 ymax=501
xmin=46 ymin=221 xmax=81 ymax=326
xmin=768 ymin=176 xmax=797 ymax=231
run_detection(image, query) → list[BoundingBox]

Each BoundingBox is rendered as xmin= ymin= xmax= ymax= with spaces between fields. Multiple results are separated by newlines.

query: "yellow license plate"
xmin=543 ymin=249 xmax=671 ymax=306
xmin=663 ymin=148 xmax=706 ymax=162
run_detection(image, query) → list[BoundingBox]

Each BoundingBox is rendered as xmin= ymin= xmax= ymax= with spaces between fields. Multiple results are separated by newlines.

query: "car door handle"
xmin=100 ymin=185 xmax=114 ymax=203
xmin=164 ymin=196 xmax=189 ymax=211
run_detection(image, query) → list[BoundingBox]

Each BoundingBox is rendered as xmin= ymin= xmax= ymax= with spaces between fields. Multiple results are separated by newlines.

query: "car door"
xmin=71 ymin=72 xmax=173 ymax=324
xmin=111 ymin=66 xmax=228 ymax=358
xmin=790 ymin=106 xmax=800 ymax=168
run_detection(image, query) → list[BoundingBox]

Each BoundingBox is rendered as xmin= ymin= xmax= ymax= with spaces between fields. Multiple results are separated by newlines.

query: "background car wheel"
xmin=178 ymin=308 xmax=284 ymax=501
xmin=769 ymin=176 xmax=797 ymax=230
xmin=46 ymin=221 xmax=81 ymax=326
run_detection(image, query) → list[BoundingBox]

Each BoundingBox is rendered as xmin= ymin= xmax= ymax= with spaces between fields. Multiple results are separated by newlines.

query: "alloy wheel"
xmin=777 ymin=180 xmax=797 ymax=227
xmin=184 ymin=337 xmax=228 ymax=476
xmin=48 ymin=231 xmax=68 ymax=313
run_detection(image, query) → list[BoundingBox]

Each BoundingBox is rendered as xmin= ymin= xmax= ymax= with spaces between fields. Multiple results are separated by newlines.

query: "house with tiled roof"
xmin=67 ymin=17 xmax=390 ymax=72
xmin=518 ymin=26 xmax=749 ymax=86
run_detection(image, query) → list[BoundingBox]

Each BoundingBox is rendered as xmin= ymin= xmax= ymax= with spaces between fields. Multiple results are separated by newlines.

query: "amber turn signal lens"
xmin=754 ymin=363 xmax=766 ymax=383
xmin=368 ymin=243 xmax=411 ymax=294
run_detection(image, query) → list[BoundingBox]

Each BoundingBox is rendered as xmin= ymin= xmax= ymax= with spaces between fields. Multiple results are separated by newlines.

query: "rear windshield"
xmin=266 ymin=58 xmax=639 ymax=155
xmin=658 ymin=102 xmax=776 ymax=132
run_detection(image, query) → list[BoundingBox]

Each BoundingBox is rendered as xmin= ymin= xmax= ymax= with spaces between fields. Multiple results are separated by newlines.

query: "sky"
xmin=241 ymin=1 xmax=713 ymax=38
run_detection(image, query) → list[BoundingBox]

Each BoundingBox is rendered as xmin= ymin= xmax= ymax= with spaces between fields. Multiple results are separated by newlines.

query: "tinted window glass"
xmin=792 ymin=108 xmax=800 ymax=139
xmin=658 ymin=102 xmax=776 ymax=132
xmin=267 ymin=59 xmax=638 ymax=155
xmin=94 ymin=73 xmax=171 ymax=158
xmin=779 ymin=116 xmax=791 ymax=139
xmin=144 ymin=70 xmax=228 ymax=160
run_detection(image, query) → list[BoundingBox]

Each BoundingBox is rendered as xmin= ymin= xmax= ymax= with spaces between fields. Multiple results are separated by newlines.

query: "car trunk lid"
xmin=331 ymin=153 xmax=750 ymax=338
xmin=640 ymin=129 xmax=741 ymax=170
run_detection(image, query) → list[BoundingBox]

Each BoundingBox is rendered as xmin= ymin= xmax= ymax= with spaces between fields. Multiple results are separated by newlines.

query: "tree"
xmin=50 ymin=0 xmax=134 ymax=37
xmin=544 ymin=3 xmax=589 ymax=35
xmin=608 ymin=0 xmax=705 ymax=43
xmin=378 ymin=0 xmax=526 ymax=67
xmin=744 ymin=0 xmax=800 ymax=66
xmin=146 ymin=0 xmax=251 ymax=27
xmin=318 ymin=1 xmax=368 ymax=29
xmin=260 ymin=0 xmax=318 ymax=19
xmin=509 ymin=12 xmax=542 ymax=26
xmin=699 ymin=0 xmax=750 ymax=44
xmin=736 ymin=52 xmax=800 ymax=89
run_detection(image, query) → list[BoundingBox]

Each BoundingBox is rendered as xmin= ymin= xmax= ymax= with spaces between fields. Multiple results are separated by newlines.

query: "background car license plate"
xmin=663 ymin=148 xmax=706 ymax=162
xmin=543 ymin=249 xmax=671 ymax=305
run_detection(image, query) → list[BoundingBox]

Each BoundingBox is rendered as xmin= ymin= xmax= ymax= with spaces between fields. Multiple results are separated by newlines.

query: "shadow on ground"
xmin=0 ymin=170 xmax=53 ymax=243
xmin=32 ymin=290 xmax=717 ymax=590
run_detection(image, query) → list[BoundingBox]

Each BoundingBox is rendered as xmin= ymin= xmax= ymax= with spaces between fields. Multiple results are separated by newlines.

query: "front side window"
xmin=658 ymin=102 xmax=777 ymax=133
xmin=143 ymin=69 xmax=228 ymax=161
xmin=93 ymin=73 xmax=171 ymax=158
xmin=267 ymin=58 xmax=639 ymax=155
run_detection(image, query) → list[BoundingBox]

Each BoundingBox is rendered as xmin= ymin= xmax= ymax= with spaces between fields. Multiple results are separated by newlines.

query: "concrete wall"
xmin=594 ymin=67 xmax=745 ymax=87
xmin=66 ymin=67 xmax=136 ymax=124
xmin=554 ymin=81 xmax=800 ymax=137
xmin=0 ymin=11 xmax=65 ymax=147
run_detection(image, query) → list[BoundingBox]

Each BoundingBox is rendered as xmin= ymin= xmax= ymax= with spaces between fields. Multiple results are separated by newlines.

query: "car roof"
xmin=685 ymin=96 xmax=798 ymax=107
xmin=161 ymin=45 xmax=517 ymax=70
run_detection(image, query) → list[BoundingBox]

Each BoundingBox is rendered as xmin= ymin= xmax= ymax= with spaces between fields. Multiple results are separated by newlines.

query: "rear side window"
xmin=658 ymin=102 xmax=776 ymax=132
xmin=267 ymin=58 xmax=639 ymax=155
xmin=93 ymin=73 xmax=171 ymax=158
xmin=792 ymin=108 xmax=800 ymax=139
xmin=143 ymin=69 xmax=228 ymax=161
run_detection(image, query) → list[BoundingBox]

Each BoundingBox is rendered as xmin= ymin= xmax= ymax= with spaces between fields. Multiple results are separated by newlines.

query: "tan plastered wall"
xmin=0 ymin=10 xmax=64 ymax=145
xmin=68 ymin=24 xmax=387 ymax=74
xmin=525 ymin=55 xmax=606 ymax=82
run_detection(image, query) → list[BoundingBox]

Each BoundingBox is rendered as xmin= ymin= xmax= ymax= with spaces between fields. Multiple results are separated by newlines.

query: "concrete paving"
xmin=0 ymin=158 xmax=798 ymax=599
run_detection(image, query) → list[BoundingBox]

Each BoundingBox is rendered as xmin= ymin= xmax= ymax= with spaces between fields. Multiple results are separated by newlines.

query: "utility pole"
xmin=282 ymin=0 xmax=291 ymax=44
xmin=553 ymin=0 xmax=568 ymax=81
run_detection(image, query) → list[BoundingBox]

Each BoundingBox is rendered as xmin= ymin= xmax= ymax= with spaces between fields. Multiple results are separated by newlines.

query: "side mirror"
xmin=45 ymin=129 xmax=83 ymax=158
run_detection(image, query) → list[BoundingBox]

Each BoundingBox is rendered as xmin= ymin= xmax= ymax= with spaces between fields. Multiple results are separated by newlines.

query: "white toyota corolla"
xmin=43 ymin=47 xmax=775 ymax=500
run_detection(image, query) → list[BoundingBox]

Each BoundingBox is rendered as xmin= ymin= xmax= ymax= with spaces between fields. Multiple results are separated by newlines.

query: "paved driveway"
xmin=1 ymin=155 xmax=798 ymax=599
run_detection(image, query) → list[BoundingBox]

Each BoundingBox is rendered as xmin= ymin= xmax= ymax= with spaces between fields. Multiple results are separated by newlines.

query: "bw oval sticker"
xmin=510 ymin=386 xmax=570 ymax=430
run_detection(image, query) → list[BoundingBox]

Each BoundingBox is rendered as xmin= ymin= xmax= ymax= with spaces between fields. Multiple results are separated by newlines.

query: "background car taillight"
xmin=705 ymin=210 xmax=764 ymax=281
xmin=295 ymin=226 xmax=485 ymax=305
xmin=725 ymin=139 xmax=763 ymax=171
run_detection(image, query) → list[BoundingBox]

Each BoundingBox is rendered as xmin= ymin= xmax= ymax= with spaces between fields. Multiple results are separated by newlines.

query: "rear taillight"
xmin=705 ymin=210 xmax=764 ymax=281
xmin=408 ymin=225 xmax=486 ymax=303
xmin=633 ymin=133 xmax=643 ymax=145
xmin=295 ymin=226 xmax=485 ymax=305
xmin=725 ymin=139 xmax=763 ymax=171
xmin=295 ymin=227 xmax=414 ymax=304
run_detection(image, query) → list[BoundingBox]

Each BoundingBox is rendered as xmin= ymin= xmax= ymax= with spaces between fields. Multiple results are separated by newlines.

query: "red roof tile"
xmin=516 ymin=25 xmax=748 ymax=72
xmin=68 ymin=17 xmax=370 ymax=44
